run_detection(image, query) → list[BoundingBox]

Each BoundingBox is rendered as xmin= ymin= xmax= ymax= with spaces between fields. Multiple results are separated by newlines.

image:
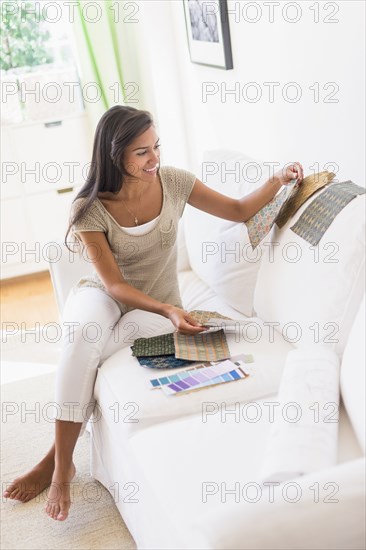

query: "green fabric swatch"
xmin=291 ymin=181 xmax=365 ymax=246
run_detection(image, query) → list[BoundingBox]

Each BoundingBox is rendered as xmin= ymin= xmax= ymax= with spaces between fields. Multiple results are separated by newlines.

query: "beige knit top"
xmin=70 ymin=166 xmax=196 ymax=314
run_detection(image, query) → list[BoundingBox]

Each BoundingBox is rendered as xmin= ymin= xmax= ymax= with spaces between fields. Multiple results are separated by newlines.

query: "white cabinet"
xmin=1 ymin=197 xmax=29 ymax=269
xmin=25 ymin=187 xmax=81 ymax=246
xmin=0 ymin=113 xmax=92 ymax=279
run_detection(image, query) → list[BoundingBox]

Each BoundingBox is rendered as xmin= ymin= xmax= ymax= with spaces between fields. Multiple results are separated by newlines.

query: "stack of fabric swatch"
xmin=244 ymin=173 xmax=366 ymax=249
xmin=131 ymin=325 xmax=231 ymax=369
xmin=131 ymin=310 xmax=255 ymax=370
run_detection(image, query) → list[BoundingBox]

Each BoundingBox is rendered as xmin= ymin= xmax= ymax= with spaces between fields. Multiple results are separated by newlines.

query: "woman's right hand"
xmin=164 ymin=305 xmax=208 ymax=335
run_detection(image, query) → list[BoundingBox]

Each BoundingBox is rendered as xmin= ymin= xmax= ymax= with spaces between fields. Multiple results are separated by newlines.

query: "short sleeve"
xmin=166 ymin=166 xmax=197 ymax=217
xmin=70 ymin=198 xmax=107 ymax=243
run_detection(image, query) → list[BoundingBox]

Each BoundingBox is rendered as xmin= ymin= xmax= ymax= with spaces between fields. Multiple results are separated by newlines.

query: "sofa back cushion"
xmin=184 ymin=150 xmax=269 ymax=316
xmin=253 ymin=183 xmax=365 ymax=357
xmin=340 ymin=294 xmax=365 ymax=452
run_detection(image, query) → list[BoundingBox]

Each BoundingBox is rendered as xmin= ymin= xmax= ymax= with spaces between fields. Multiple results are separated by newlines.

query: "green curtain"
xmin=73 ymin=0 xmax=125 ymax=128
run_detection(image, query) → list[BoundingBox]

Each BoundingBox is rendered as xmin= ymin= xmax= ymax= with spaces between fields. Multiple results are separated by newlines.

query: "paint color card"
xmin=174 ymin=329 xmax=230 ymax=361
xmin=149 ymin=359 xmax=239 ymax=389
xmin=161 ymin=367 xmax=248 ymax=396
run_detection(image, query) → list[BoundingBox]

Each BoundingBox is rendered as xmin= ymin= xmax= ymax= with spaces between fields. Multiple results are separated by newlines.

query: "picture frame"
xmin=183 ymin=0 xmax=233 ymax=70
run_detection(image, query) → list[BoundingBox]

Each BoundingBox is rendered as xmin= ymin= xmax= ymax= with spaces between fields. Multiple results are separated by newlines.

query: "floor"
xmin=1 ymin=271 xmax=59 ymax=326
xmin=1 ymin=271 xmax=60 ymax=384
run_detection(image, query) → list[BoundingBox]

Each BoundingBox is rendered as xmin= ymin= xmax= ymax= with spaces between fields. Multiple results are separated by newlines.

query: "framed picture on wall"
xmin=183 ymin=0 xmax=233 ymax=70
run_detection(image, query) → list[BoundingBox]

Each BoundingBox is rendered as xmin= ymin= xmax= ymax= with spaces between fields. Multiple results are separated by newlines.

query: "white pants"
xmin=54 ymin=286 xmax=175 ymax=436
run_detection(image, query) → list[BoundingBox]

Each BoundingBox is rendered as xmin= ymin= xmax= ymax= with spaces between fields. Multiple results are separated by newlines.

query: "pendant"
xmin=134 ymin=217 xmax=138 ymax=225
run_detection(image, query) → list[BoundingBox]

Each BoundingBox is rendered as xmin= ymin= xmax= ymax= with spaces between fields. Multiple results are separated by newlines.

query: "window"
xmin=1 ymin=0 xmax=84 ymax=124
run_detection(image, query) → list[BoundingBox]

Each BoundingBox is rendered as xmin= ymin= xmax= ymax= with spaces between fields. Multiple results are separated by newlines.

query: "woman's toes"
xmin=9 ymin=488 xmax=20 ymax=499
xmin=20 ymin=492 xmax=30 ymax=503
xmin=47 ymin=503 xmax=59 ymax=520
xmin=57 ymin=502 xmax=69 ymax=521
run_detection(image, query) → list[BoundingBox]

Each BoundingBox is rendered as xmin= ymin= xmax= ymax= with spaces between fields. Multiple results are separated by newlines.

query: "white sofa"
xmin=49 ymin=150 xmax=365 ymax=549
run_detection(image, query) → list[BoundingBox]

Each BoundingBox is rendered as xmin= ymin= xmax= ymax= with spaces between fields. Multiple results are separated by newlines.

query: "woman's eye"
xmin=137 ymin=144 xmax=160 ymax=156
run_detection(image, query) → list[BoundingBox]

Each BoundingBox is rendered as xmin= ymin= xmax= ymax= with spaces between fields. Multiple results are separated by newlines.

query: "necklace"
xmin=120 ymin=182 xmax=146 ymax=226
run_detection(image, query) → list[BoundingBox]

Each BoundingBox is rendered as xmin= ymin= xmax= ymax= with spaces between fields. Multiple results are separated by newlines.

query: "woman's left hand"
xmin=275 ymin=161 xmax=304 ymax=186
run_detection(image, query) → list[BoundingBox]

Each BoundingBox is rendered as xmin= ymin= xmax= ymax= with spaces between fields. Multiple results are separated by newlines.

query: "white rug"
xmin=1 ymin=372 xmax=137 ymax=550
xmin=1 ymin=328 xmax=62 ymax=367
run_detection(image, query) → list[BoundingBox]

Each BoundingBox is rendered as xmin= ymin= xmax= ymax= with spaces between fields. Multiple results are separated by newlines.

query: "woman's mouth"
xmin=143 ymin=164 xmax=159 ymax=175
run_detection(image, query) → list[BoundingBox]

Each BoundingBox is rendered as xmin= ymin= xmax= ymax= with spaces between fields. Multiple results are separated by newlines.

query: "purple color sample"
xmin=167 ymin=383 xmax=183 ymax=392
xmin=176 ymin=380 xmax=190 ymax=390
xmin=192 ymin=372 xmax=209 ymax=382
xmin=184 ymin=376 xmax=200 ymax=386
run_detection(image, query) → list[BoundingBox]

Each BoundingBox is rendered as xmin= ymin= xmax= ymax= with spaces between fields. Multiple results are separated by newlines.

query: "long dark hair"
xmin=65 ymin=105 xmax=154 ymax=251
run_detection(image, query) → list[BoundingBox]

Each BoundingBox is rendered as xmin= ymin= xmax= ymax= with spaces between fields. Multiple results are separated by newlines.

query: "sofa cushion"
xmin=259 ymin=347 xmax=340 ymax=483
xmin=93 ymin=270 xmax=295 ymax=442
xmin=253 ymin=184 xmax=365 ymax=357
xmin=184 ymin=150 xmax=270 ymax=316
xmin=340 ymin=294 xmax=366 ymax=452
xmin=125 ymin=401 xmax=363 ymax=549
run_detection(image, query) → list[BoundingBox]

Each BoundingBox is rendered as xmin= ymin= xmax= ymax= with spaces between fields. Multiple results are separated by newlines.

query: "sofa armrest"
xmin=196 ymin=458 xmax=365 ymax=550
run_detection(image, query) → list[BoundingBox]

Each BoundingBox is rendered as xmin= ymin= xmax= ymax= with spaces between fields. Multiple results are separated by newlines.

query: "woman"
xmin=3 ymin=106 xmax=303 ymax=521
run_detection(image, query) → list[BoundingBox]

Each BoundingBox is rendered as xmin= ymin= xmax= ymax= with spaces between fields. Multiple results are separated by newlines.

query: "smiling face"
xmin=123 ymin=125 xmax=161 ymax=183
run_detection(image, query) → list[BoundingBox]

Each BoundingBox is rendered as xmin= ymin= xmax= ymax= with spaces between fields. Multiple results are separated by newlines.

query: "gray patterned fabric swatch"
xmin=290 ymin=181 xmax=365 ymax=246
xmin=136 ymin=354 xmax=196 ymax=369
xmin=131 ymin=332 xmax=175 ymax=357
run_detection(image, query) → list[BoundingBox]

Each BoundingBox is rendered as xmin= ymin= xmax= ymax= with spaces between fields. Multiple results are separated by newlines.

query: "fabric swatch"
xmin=275 ymin=171 xmax=336 ymax=228
xmin=131 ymin=332 xmax=175 ymax=357
xmin=290 ymin=181 xmax=365 ymax=246
xmin=188 ymin=310 xmax=233 ymax=324
xmin=173 ymin=329 xmax=230 ymax=362
xmin=245 ymin=179 xmax=299 ymax=249
xmin=136 ymin=354 xmax=197 ymax=369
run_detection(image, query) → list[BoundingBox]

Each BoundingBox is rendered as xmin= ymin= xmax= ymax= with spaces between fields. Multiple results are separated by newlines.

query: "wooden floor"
xmin=0 ymin=271 xmax=59 ymax=328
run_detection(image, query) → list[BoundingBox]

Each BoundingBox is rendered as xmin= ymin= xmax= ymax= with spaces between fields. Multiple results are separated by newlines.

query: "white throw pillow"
xmin=177 ymin=217 xmax=190 ymax=272
xmin=184 ymin=150 xmax=270 ymax=316
xmin=340 ymin=294 xmax=366 ymax=452
xmin=253 ymin=184 xmax=366 ymax=356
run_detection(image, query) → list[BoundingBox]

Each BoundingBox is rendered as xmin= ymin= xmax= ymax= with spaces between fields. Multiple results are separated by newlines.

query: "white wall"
xmin=123 ymin=0 xmax=365 ymax=185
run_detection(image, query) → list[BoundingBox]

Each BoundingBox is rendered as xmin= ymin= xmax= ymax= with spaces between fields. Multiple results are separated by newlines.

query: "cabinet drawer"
xmin=25 ymin=186 xmax=81 ymax=247
xmin=8 ymin=115 xmax=92 ymax=194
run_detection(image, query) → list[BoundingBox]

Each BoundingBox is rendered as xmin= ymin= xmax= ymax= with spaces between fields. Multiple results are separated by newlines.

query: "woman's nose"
xmin=150 ymin=149 xmax=160 ymax=164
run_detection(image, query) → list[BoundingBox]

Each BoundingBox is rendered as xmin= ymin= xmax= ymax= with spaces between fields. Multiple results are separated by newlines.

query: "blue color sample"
xmin=230 ymin=369 xmax=241 ymax=380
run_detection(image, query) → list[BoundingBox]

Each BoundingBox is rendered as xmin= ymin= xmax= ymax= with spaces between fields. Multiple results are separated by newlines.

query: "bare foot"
xmin=3 ymin=459 xmax=55 ymax=503
xmin=45 ymin=462 xmax=76 ymax=521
